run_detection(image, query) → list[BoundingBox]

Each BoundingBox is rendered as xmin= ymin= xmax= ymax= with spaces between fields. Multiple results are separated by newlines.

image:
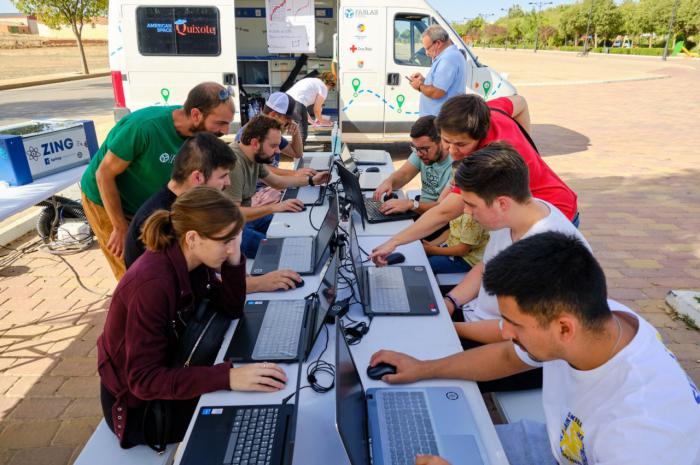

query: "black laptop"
xmin=348 ymin=217 xmax=438 ymax=316
xmin=180 ymin=400 xmax=297 ymax=465
xmin=284 ymin=153 xmax=334 ymax=206
xmin=226 ymin=250 xmax=338 ymax=363
xmin=335 ymin=161 xmax=416 ymax=227
xmin=251 ymin=192 xmax=339 ymax=275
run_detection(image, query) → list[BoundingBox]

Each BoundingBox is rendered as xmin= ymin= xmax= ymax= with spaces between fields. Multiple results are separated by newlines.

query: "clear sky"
xmin=0 ymin=0 xmax=580 ymax=21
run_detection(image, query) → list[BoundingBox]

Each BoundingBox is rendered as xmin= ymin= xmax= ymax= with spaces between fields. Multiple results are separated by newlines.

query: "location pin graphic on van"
xmin=351 ymin=78 xmax=361 ymax=96
xmin=482 ymin=81 xmax=491 ymax=97
xmin=161 ymin=88 xmax=171 ymax=104
xmin=396 ymin=94 xmax=405 ymax=113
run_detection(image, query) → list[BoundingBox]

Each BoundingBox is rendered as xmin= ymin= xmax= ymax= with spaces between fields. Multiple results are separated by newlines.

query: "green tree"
xmin=677 ymin=0 xmax=700 ymax=36
xmin=559 ymin=3 xmax=587 ymax=45
xmin=12 ymin=0 xmax=108 ymax=74
xmin=593 ymin=0 xmax=623 ymax=45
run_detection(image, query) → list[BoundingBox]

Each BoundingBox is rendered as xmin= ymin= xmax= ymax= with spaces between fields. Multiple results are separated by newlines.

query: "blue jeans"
xmin=428 ymin=255 xmax=472 ymax=274
xmin=242 ymin=214 xmax=272 ymax=259
xmin=572 ymin=211 xmax=580 ymax=228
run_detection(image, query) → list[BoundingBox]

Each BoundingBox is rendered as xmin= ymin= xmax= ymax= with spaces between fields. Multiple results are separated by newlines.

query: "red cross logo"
xmin=350 ymin=44 xmax=357 ymax=53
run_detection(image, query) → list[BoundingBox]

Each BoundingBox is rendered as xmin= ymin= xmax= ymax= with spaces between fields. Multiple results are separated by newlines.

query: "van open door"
xmin=383 ymin=9 xmax=432 ymax=139
xmin=117 ymin=2 xmax=239 ymax=124
xmin=337 ymin=4 xmax=387 ymax=143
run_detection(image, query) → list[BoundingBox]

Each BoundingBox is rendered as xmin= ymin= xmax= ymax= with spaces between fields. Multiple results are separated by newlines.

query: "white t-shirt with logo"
xmin=286 ymin=78 xmax=328 ymax=107
xmin=518 ymin=301 xmax=700 ymax=465
xmin=469 ymin=199 xmax=590 ymax=322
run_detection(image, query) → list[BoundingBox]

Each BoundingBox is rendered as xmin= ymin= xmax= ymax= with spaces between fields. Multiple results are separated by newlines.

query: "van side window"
xmin=394 ymin=14 xmax=431 ymax=67
xmin=136 ymin=6 xmax=221 ymax=56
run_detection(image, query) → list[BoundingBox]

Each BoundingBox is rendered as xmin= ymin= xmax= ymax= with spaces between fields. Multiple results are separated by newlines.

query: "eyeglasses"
xmin=218 ymin=86 xmax=235 ymax=101
xmin=410 ymin=144 xmax=433 ymax=155
xmin=425 ymin=40 xmax=442 ymax=53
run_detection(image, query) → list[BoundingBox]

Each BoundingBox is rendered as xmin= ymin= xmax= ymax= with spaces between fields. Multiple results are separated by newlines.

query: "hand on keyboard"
xmin=229 ymin=362 xmax=288 ymax=392
xmin=415 ymin=455 xmax=452 ymax=465
xmin=379 ymin=198 xmax=413 ymax=215
xmin=296 ymin=167 xmax=317 ymax=177
xmin=368 ymin=349 xmax=424 ymax=384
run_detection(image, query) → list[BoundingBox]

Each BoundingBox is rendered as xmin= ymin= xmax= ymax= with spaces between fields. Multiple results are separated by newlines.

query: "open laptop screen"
xmin=313 ymin=192 xmax=339 ymax=264
xmin=348 ymin=218 xmax=367 ymax=303
xmin=335 ymin=324 xmax=371 ymax=465
xmin=310 ymin=249 xmax=338 ymax=347
xmin=340 ymin=144 xmax=358 ymax=172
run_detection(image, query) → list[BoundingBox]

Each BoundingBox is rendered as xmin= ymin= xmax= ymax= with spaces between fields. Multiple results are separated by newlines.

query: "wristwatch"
xmin=412 ymin=199 xmax=420 ymax=211
xmin=308 ymin=175 xmax=314 ymax=186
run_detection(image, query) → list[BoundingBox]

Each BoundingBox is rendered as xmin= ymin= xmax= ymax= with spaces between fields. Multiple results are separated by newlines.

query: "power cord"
xmin=282 ymin=323 xmax=335 ymax=404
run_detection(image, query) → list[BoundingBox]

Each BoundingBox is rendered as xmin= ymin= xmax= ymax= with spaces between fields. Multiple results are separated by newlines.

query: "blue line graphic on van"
xmin=342 ymin=89 xmax=418 ymax=115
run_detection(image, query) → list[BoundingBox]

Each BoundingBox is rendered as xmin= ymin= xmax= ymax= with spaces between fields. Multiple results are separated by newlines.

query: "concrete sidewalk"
xmin=1 ymin=54 xmax=699 ymax=465
xmin=0 ymin=70 xmax=110 ymax=91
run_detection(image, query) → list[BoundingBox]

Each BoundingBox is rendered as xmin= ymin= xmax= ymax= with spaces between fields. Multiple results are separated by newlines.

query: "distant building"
xmin=0 ymin=13 xmax=38 ymax=34
xmin=0 ymin=13 xmax=107 ymax=40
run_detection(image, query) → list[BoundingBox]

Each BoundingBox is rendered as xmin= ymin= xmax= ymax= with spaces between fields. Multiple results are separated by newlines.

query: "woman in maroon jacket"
xmin=97 ymin=186 xmax=287 ymax=448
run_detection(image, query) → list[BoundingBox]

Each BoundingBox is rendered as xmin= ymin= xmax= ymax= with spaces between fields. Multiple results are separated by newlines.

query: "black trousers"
xmin=101 ymin=384 xmax=199 ymax=448
xmin=460 ymin=339 xmax=543 ymax=393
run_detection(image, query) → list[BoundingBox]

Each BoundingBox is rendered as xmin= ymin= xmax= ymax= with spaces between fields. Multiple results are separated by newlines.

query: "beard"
xmin=423 ymin=147 xmax=444 ymax=166
xmin=512 ymin=339 xmax=545 ymax=363
xmin=190 ymin=120 xmax=223 ymax=138
xmin=254 ymin=146 xmax=275 ymax=164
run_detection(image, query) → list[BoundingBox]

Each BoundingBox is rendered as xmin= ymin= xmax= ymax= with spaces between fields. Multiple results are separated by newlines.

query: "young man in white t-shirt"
xmin=440 ymin=143 xmax=589 ymax=345
xmin=371 ymin=232 xmax=700 ymax=465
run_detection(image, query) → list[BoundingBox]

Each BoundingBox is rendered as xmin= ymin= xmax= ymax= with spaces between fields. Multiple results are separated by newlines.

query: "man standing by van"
xmin=408 ymin=25 xmax=467 ymax=117
xmin=80 ymin=82 xmax=235 ymax=280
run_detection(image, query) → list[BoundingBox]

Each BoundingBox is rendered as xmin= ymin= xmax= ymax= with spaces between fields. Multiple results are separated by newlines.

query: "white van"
xmin=108 ymin=0 xmax=516 ymax=143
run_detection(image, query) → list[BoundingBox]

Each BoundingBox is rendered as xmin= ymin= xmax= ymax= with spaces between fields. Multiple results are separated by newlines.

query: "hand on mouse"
xmin=275 ymin=199 xmax=305 ymax=213
xmin=229 ymin=362 xmax=287 ymax=392
xmin=312 ymin=171 xmax=331 ymax=186
xmin=379 ymin=199 xmax=413 ymax=215
xmin=369 ymin=350 xmax=424 ymax=384
xmin=370 ymin=239 xmax=398 ymax=267
xmin=249 ymin=269 xmax=302 ymax=292
xmin=373 ymin=180 xmax=393 ymax=201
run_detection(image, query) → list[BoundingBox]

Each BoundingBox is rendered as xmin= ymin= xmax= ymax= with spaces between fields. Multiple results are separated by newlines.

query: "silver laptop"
xmin=352 ymin=149 xmax=387 ymax=165
xmin=339 ymin=144 xmax=389 ymax=191
xmin=335 ymin=326 xmax=488 ymax=465
xmin=347 ymin=217 xmax=438 ymax=316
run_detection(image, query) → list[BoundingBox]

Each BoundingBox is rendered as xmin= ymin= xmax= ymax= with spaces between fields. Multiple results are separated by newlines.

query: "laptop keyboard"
xmin=222 ymin=406 xmax=280 ymax=465
xmin=367 ymin=267 xmax=410 ymax=313
xmin=382 ymin=391 xmax=439 ymax=465
xmin=279 ymin=237 xmax=313 ymax=270
xmin=364 ymin=199 xmax=395 ymax=222
xmin=252 ymin=300 xmax=306 ymax=360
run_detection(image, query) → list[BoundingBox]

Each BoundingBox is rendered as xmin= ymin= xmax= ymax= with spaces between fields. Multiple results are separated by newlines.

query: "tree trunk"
xmin=72 ymin=24 xmax=89 ymax=75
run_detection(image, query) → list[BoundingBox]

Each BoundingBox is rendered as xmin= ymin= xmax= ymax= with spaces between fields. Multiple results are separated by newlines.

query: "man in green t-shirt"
xmin=80 ymin=82 xmax=235 ymax=280
xmin=372 ymin=115 xmax=452 ymax=215
xmin=225 ymin=115 xmax=331 ymax=258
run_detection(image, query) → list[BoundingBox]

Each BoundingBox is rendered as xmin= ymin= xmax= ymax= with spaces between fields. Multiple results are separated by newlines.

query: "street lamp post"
xmin=662 ymin=0 xmax=681 ymax=61
xmin=581 ymin=0 xmax=594 ymax=56
xmin=528 ymin=1 xmax=553 ymax=52
xmin=500 ymin=8 xmax=509 ymax=51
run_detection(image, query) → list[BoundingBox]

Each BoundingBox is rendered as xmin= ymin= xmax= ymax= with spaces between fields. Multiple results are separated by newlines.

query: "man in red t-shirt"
xmin=371 ymin=94 xmax=579 ymax=265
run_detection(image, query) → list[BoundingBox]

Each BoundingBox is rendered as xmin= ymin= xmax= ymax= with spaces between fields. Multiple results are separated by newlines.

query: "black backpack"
xmin=174 ymin=298 xmax=232 ymax=367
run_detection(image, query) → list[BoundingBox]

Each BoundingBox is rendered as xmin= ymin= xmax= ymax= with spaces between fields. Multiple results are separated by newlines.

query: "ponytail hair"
xmin=140 ymin=186 xmax=244 ymax=253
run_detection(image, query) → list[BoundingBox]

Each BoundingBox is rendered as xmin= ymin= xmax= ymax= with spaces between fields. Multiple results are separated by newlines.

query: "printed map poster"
xmin=266 ymin=0 xmax=315 ymax=53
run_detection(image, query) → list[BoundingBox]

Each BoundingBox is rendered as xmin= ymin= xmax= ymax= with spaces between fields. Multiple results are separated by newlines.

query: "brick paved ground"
xmin=0 ymin=51 xmax=699 ymax=464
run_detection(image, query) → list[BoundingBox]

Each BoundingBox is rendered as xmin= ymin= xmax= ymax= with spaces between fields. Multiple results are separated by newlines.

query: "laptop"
xmin=335 ymin=326 xmax=488 ymax=465
xmin=285 ymin=154 xmax=333 ymax=205
xmin=180 ymin=399 xmax=297 ymax=465
xmin=352 ymin=149 xmax=387 ymax=165
xmin=348 ymin=217 xmax=438 ymax=316
xmin=339 ymin=144 xmax=389 ymax=191
xmin=250 ymin=192 xmax=339 ymax=275
xmin=335 ymin=160 xmax=416 ymax=227
xmin=294 ymin=121 xmax=341 ymax=171
xmin=226 ymin=249 xmax=338 ymax=363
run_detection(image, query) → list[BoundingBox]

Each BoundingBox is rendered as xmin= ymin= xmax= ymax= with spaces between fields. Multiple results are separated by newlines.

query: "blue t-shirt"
xmin=420 ymin=45 xmax=467 ymax=117
xmin=407 ymin=151 xmax=453 ymax=202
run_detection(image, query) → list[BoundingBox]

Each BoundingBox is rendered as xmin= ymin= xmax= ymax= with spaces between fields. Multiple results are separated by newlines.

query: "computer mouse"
xmin=385 ymin=252 xmax=405 ymax=265
xmin=383 ymin=192 xmax=399 ymax=201
xmin=365 ymin=166 xmax=380 ymax=173
xmin=367 ymin=363 xmax=397 ymax=380
xmin=294 ymin=278 xmax=305 ymax=289
xmin=298 ymin=205 xmax=307 ymax=212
